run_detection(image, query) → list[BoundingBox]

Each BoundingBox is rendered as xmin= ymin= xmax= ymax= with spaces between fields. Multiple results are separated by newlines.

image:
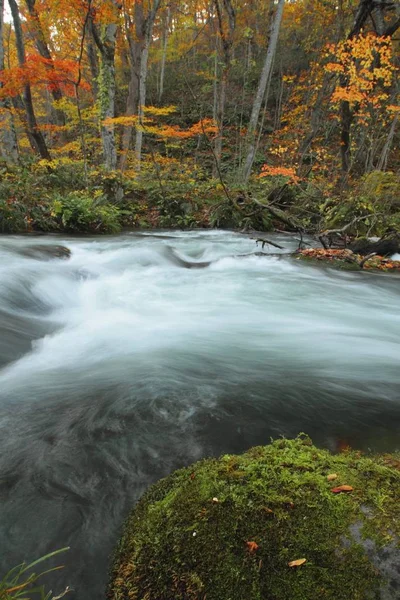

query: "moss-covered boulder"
xmin=109 ymin=437 xmax=400 ymax=600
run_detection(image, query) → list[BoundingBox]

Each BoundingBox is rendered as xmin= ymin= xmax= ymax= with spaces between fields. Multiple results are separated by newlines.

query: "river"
xmin=0 ymin=230 xmax=399 ymax=598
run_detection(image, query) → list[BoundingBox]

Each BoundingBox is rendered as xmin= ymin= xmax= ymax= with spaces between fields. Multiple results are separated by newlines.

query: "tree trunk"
xmin=377 ymin=112 xmax=399 ymax=171
xmin=158 ymin=6 xmax=170 ymax=102
xmin=87 ymin=30 xmax=99 ymax=100
xmin=134 ymin=42 xmax=149 ymax=169
xmin=340 ymin=92 xmax=353 ymax=173
xmin=119 ymin=1 xmax=144 ymax=171
xmin=373 ymin=1 xmax=386 ymax=34
xmin=8 ymin=0 xmax=50 ymax=159
xmin=24 ymin=0 xmax=65 ymax=129
xmin=212 ymin=40 xmax=218 ymax=123
xmin=241 ymin=0 xmax=284 ymax=185
xmin=0 ymin=0 xmax=18 ymax=162
xmin=213 ymin=69 xmax=227 ymax=175
xmin=134 ymin=0 xmax=162 ymax=171
xmin=213 ymin=0 xmax=235 ymax=176
xmin=91 ymin=18 xmax=118 ymax=171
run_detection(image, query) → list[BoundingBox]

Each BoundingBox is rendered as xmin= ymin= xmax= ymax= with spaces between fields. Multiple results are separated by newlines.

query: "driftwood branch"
xmin=319 ymin=235 xmax=328 ymax=249
xmin=254 ymin=237 xmax=285 ymax=250
xmin=338 ymin=251 xmax=377 ymax=269
xmin=320 ymin=214 xmax=374 ymax=237
xmin=359 ymin=252 xmax=377 ymax=268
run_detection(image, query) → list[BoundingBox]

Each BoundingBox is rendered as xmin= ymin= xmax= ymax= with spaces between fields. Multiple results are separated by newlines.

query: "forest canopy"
xmin=0 ymin=0 xmax=399 ymax=234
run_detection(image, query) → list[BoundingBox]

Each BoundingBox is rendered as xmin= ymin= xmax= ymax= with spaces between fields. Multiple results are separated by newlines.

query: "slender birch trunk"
xmin=241 ymin=0 xmax=284 ymax=185
xmin=158 ymin=6 xmax=170 ymax=102
xmin=134 ymin=0 xmax=162 ymax=171
xmin=377 ymin=113 xmax=399 ymax=171
xmin=212 ymin=43 xmax=218 ymax=123
xmin=213 ymin=0 xmax=235 ymax=177
xmin=119 ymin=1 xmax=144 ymax=171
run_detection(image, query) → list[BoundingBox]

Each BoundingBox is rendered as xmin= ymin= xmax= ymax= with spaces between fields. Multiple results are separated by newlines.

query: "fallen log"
xmin=251 ymin=197 xmax=304 ymax=232
xmin=349 ymin=236 xmax=400 ymax=257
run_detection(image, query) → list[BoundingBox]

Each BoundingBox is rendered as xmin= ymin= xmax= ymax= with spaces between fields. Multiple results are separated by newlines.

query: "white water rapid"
xmin=0 ymin=230 xmax=399 ymax=598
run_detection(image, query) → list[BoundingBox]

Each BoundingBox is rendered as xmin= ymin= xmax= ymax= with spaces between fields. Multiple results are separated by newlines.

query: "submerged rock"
xmin=162 ymin=245 xmax=211 ymax=269
xmin=18 ymin=244 xmax=71 ymax=260
xmin=109 ymin=437 xmax=400 ymax=600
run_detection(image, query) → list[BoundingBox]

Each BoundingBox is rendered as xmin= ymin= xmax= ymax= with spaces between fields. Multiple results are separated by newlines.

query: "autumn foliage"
xmin=0 ymin=0 xmax=399 ymax=234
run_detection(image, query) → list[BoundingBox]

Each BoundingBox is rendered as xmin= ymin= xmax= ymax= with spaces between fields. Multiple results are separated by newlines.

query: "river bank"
xmin=1 ymin=162 xmax=399 ymax=241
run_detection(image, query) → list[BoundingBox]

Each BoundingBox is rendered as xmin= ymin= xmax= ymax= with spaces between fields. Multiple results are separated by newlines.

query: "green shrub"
xmin=321 ymin=171 xmax=400 ymax=237
xmin=51 ymin=192 xmax=121 ymax=233
xmin=360 ymin=171 xmax=400 ymax=212
xmin=0 ymin=198 xmax=28 ymax=233
xmin=31 ymin=159 xmax=87 ymax=192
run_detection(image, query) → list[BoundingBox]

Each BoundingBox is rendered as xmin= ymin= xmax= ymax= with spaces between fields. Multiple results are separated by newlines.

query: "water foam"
xmin=0 ymin=231 xmax=399 ymax=598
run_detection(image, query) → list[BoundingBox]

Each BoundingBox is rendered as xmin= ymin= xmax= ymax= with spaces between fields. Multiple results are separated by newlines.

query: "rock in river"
xmin=109 ymin=436 xmax=400 ymax=600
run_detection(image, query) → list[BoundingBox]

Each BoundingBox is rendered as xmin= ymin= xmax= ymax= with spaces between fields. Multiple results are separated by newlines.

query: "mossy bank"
xmin=109 ymin=436 xmax=400 ymax=600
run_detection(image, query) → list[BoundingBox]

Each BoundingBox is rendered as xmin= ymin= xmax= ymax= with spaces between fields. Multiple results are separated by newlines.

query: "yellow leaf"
xmin=288 ymin=558 xmax=307 ymax=568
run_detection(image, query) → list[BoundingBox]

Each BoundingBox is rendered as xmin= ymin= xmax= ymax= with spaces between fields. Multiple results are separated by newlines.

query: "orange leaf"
xmin=262 ymin=507 xmax=274 ymax=514
xmin=288 ymin=558 xmax=307 ymax=568
xmin=246 ymin=541 xmax=259 ymax=553
xmin=327 ymin=473 xmax=338 ymax=481
xmin=331 ymin=485 xmax=353 ymax=493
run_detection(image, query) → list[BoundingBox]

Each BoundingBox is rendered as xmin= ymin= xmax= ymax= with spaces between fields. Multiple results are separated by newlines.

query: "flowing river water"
xmin=0 ymin=230 xmax=399 ymax=598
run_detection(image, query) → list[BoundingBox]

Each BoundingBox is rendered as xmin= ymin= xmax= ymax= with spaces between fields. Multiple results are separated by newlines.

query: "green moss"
xmin=108 ymin=436 xmax=400 ymax=600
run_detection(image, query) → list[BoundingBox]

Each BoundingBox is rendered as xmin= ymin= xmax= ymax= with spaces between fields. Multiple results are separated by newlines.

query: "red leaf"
xmin=246 ymin=541 xmax=259 ymax=553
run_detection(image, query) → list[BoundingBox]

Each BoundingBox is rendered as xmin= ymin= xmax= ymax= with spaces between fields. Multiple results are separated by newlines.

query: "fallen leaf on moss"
xmin=383 ymin=457 xmax=400 ymax=470
xmin=331 ymin=485 xmax=353 ymax=493
xmin=327 ymin=473 xmax=338 ymax=481
xmin=246 ymin=541 xmax=259 ymax=553
xmin=262 ymin=507 xmax=274 ymax=514
xmin=288 ymin=558 xmax=307 ymax=568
